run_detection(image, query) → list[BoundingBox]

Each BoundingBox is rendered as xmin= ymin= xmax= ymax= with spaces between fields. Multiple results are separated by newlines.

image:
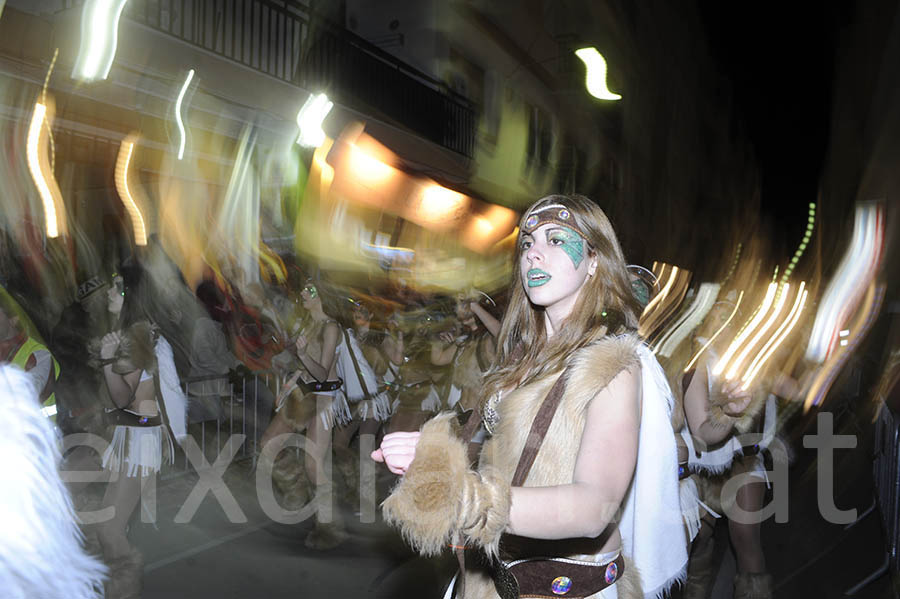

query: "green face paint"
xmin=631 ymin=278 xmax=650 ymax=308
xmin=304 ymin=284 xmax=318 ymax=299
xmin=549 ymin=227 xmax=585 ymax=269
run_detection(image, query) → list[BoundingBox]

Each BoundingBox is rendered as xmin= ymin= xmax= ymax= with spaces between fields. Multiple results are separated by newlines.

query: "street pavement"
xmin=131 ymin=444 xmax=454 ymax=598
xmin=114 ymin=402 xmax=896 ymax=599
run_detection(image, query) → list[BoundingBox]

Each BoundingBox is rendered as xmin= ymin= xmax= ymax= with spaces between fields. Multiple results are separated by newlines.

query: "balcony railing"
xmin=57 ymin=0 xmax=475 ymax=156
xmin=297 ymin=17 xmax=476 ymax=157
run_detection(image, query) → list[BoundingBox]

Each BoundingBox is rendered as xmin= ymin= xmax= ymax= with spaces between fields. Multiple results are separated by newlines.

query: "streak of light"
xmin=574 ymin=47 xmax=622 ymax=100
xmin=654 ymin=283 xmax=719 ymax=357
xmin=26 ymin=102 xmax=63 ymax=238
xmin=741 ymin=283 xmax=808 ymax=389
xmin=71 ymin=0 xmax=129 ymax=82
xmin=725 ymin=283 xmax=791 ymax=381
xmin=782 ymin=203 xmax=816 ymax=284
xmin=219 ymin=125 xmax=260 ymax=283
xmin=639 ymin=263 xmax=692 ymax=343
xmin=114 ymin=134 xmax=147 ymax=245
xmin=641 ymin=264 xmax=675 ymax=321
xmin=713 ymin=282 xmax=777 ymax=378
xmin=804 ymin=283 xmax=885 ymax=411
xmin=805 ymin=203 xmax=884 ymax=362
xmin=684 ymin=291 xmax=745 ymax=373
xmin=41 ymin=50 xmax=60 ymax=175
xmin=174 ymin=68 xmax=194 ymax=160
xmin=296 ymin=93 xmax=333 ymax=148
xmin=722 ymin=243 xmax=742 ymax=285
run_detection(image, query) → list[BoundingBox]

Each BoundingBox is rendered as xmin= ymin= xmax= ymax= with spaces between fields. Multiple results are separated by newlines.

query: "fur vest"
xmin=467 ymin=334 xmax=642 ymax=599
xmin=383 ymin=334 xmax=645 ymax=599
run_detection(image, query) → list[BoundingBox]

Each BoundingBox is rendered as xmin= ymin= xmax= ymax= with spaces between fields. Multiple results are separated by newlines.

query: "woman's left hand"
xmin=371 ymin=431 xmax=421 ymax=475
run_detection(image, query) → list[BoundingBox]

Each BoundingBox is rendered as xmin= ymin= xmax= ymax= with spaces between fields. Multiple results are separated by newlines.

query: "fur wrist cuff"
xmin=706 ymin=387 xmax=767 ymax=434
xmin=382 ymin=413 xmax=510 ymax=557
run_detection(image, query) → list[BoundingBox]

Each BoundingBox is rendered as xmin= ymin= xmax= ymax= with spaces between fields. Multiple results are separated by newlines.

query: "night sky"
xmin=698 ymin=1 xmax=842 ymax=253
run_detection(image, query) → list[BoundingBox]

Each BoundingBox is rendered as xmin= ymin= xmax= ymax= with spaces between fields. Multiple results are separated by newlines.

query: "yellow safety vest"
xmin=12 ymin=337 xmax=60 ymax=420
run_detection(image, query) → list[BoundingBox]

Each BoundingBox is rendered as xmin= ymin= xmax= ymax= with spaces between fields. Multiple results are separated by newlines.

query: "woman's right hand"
xmin=99 ymin=332 xmax=121 ymax=360
xmin=371 ymin=431 xmax=421 ymax=475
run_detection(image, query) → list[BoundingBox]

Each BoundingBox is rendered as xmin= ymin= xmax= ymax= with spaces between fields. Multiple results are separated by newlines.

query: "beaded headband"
xmin=520 ymin=203 xmax=588 ymax=238
xmin=76 ymin=276 xmax=105 ymax=301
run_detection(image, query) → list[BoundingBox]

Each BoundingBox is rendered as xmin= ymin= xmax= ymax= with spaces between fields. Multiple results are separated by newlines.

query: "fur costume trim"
xmin=733 ymin=571 xmax=773 ymax=599
xmin=617 ymin=556 xmax=644 ymax=599
xmin=0 ymin=365 xmax=107 ymax=599
xmin=105 ymin=548 xmax=143 ymax=599
xmin=382 ymin=413 xmax=511 ymax=558
xmin=564 ymin=335 xmax=643 ymax=417
xmin=481 ymin=334 xmax=642 ymax=489
xmin=113 ymin=321 xmax=157 ymax=375
xmin=705 ymin=384 xmax=767 ymax=434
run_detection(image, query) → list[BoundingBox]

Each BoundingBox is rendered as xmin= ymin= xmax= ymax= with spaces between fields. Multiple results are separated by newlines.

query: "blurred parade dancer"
xmin=261 ymin=279 xmax=348 ymax=549
xmin=384 ymin=304 xmax=445 ymax=434
xmin=90 ymin=265 xmax=188 ymax=599
xmin=678 ymin=297 xmax=775 ymax=599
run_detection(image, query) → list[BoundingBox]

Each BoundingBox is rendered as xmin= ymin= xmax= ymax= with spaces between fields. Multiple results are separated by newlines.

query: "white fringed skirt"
xmin=102 ymin=425 xmax=174 ymax=477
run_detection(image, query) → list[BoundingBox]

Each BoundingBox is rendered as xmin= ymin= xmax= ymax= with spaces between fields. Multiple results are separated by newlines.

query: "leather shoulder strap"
xmin=511 ymin=369 xmax=568 ymax=487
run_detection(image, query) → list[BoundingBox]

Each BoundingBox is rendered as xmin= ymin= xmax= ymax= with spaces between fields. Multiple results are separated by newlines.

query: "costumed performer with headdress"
xmin=373 ymin=194 xmax=687 ymax=599
xmin=91 ymin=264 xmax=187 ymax=599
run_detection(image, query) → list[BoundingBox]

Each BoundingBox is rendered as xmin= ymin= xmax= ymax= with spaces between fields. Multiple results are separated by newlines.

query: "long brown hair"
xmin=482 ymin=194 xmax=641 ymax=400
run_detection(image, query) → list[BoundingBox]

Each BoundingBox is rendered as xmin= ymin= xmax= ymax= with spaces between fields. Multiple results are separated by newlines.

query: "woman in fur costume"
xmin=677 ymin=298 xmax=774 ymax=599
xmin=93 ymin=265 xmax=188 ymax=599
xmin=384 ymin=303 xmax=447 ymax=433
xmin=373 ymin=194 xmax=687 ymax=599
xmin=432 ymin=291 xmax=499 ymax=415
xmin=260 ymin=279 xmax=349 ymax=549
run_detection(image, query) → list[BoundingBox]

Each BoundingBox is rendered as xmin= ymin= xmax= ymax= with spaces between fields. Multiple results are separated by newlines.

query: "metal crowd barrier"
xmin=160 ymin=370 xmax=283 ymax=480
xmin=846 ymin=400 xmax=900 ymax=594
xmin=874 ymin=402 xmax=900 ymax=569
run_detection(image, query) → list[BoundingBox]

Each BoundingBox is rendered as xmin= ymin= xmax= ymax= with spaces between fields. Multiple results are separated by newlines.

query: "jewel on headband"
xmin=521 ymin=204 xmax=586 ymax=238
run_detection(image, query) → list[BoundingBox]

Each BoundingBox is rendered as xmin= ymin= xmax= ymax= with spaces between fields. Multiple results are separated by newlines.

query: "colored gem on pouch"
xmin=525 ymin=214 xmax=539 ymax=229
xmin=558 ymin=208 xmax=570 ymax=220
xmin=551 ymin=576 xmax=572 ymax=595
xmin=604 ymin=562 xmax=618 ymax=584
